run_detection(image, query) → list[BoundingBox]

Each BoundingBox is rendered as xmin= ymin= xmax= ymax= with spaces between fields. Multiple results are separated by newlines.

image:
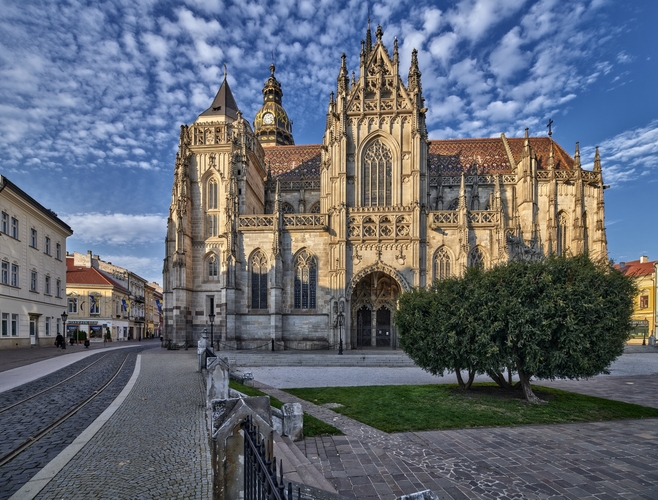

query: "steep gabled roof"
xmin=66 ymin=258 xmax=130 ymax=293
xmin=199 ymin=78 xmax=239 ymax=119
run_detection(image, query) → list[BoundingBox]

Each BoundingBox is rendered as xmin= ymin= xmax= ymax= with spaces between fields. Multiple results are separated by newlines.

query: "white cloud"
xmin=66 ymin=213 xmax=168 ymax=245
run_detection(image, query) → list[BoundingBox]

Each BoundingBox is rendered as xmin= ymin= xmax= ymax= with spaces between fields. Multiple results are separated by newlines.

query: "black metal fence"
xmin=243 ymin=415 xmax=303 ymax=500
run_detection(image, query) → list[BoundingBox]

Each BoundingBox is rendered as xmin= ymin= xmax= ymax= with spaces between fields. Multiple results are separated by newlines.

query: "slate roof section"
xmin=0 ymin=175 xmax=73 ymax=234
xmin=199 ymin=78 xmax=239 ymax=120
xmin=66 ymin=257 xmax=130 ymax=293
xmin=262 ymin=136 xmax=579 ymax=180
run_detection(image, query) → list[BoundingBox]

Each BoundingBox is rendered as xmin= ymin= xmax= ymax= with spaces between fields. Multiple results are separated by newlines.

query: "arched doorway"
xmin=350 ymin=272 xmax=400 ymax=348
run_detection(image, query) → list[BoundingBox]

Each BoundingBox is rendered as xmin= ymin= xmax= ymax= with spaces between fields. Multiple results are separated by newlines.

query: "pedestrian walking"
xmin=55 ymin=333 xmax=63 ymax=348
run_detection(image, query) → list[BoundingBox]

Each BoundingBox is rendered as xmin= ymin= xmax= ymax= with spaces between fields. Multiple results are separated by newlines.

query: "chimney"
xmin=86 ymin=250 xmax=92 ymax=268
xmin=640 ymin=255 xmax=648 ymax=264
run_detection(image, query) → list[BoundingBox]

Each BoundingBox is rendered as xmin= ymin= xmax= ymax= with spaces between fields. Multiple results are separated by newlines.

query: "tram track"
xmin=0 ymin=353 xmax=111 ymax=415
xmin=0 ymin=351 xmax=132 ymax=469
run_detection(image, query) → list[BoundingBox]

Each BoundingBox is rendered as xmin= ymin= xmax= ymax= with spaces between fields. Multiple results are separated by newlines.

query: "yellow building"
xmin=617 ymin=256 xmax=656 ymax=344
xmin=66 ymin=256 xmax=131 ymax=341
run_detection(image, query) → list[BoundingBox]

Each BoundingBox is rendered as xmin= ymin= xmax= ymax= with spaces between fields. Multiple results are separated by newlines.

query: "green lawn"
xmin=229 ymin=380 xmax=342 ymax=437
xmin=285 ymin=383 xmax=658 ymax=433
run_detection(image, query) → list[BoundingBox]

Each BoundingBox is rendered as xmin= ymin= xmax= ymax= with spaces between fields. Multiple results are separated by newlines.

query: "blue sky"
xmin=1 ymin=0 xmax=657 ymax=284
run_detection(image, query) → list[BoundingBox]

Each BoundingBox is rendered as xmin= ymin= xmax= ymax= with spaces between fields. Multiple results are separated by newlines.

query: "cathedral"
xmin=163 ymin=24 xmax=608 ymax=350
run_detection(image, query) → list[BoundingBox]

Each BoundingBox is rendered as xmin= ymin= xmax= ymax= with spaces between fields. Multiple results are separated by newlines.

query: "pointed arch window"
xmin=280 ymin=202 xmax=295 ymax=214
xmin=447 ymin=198 xmax=459 ymax=210
xmin=583 ymin=211 xmax=589 ymax=254
xmin=433 ymin=247 xmax=451 ymax=281
xmin=468 ymin=247 xmax=485 ymax=268
xmin=251 ymin=252 xmax=268 ymax=309
xmin=294 ymin=251 xmax=317 ymax=309
xmin=208 ymin=255 xmax=218 ymax=278
xmin=557 ymin=211 xmax=568 ymax=256
xmin=309 ymin=202 xmax=320 ymax=214
xmin=363 ymin=139 xmax=392 ymax=206
xmin=207 ymin=179 xmax=218 ymax=210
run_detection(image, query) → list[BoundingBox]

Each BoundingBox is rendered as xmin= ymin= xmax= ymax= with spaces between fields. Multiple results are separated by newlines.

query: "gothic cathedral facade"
xmin=163 ymin=25 xmax=608 ymax=350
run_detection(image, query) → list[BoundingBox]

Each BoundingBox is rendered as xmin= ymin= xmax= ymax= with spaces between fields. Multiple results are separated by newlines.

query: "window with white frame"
xmin=45 ymin=317 xmax=51 ymax=336
xmin=56 ymin=279 xmax=61 ymax=297
xmin=1 ymin=261 xmax=7 ymax=285
xmin=45 ymin=236 xmax=51 ymax=255
xmin=11 ymin=264 xmax=18 ymax=287
xmin=56 ymin=242 xmax=61 ymax=260
xmin=11 ymin=217 xmax=18 ymax=239
xmin=68 ymin=297 xmax=78 ymax=313
xmin=30 ymin=228 xmax=37 ymax=248
xmin=11 ymin=314 xmax=18 ymax=336
xmin=89 ymin=294 xmax=100 ymax=315
xmin=1 ymin=313 xmax=7 ymax=336
xmin=30 ymin=270 xmax=38 ymax=292
xmin=1 ymin=212 xmax=7 ymax=233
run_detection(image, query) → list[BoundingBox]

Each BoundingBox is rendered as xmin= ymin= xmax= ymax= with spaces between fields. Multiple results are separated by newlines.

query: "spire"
xmin=337 ymin=53 xmax=348 ymax=94
xmin=200 ymin=74 xmax=239 ymax=119
xmin=593 ymin=146 xmax=601 ymax=172
xmin=408 ymin=49 xmax=422 ymax=93
xmin=366 ymin=18 xmax=372 ymax=55
xmin=574 ymin=142 xmax=581 ymax=168
xmin=254 ymin=63 xmax=294 ymax=145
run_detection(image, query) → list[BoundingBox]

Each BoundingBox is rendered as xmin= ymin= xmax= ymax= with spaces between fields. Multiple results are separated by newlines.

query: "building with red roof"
xmin=615 ymin=256 xmax=656 ymax=343
xmin=164 ymin=23 xmax=609 ymax=350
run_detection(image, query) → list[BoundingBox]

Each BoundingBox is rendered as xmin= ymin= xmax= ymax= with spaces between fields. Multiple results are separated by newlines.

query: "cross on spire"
xmin=547 ymin=118 xmax=553 ymax=137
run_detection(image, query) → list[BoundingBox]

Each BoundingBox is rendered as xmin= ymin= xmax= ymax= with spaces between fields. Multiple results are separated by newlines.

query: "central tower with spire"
xmin=253 ymin=64 xmax=294 ymax=146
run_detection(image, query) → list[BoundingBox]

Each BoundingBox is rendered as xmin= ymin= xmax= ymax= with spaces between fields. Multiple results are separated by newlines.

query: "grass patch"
xmin=229 ymin=380 xmax=342 ymax=437
xmin=285 ymin=383 xmax=658 ymax=433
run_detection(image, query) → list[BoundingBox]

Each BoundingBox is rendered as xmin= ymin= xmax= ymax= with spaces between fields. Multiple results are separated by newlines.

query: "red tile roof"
xmin=615 ymin=259 xmax=656 ymax=277
xmin=66 ymin=257 xmax=129 ymax=292
xmin=263 ymin=144 xmax=322 ymax=181
xmin=263 ymin=136 xmax=577 ymax=180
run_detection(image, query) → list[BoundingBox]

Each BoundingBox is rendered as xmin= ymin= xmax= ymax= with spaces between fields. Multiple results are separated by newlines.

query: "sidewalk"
xmin=18 ymin=348 xmax=211 ymax=500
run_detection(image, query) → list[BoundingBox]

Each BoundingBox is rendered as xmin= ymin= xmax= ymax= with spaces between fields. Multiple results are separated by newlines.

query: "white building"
xmin=0 ymin=175 xmax=73 ymax=349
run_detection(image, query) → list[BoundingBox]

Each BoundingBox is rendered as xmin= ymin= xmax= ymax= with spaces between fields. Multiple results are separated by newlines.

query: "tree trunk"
xmin=464 ymin=368 xmax=476 ymax=390
xmin=455 ymin=370 xmax=466 ymax=389
xmin=517 ymin=365 xmax=545 ymax=404
xmin=487 ymin=370 xmax=514 ymax=389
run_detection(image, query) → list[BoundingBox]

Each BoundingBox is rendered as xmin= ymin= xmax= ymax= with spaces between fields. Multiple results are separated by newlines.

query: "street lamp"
xmin=333 ymin=300 xmax=344 ymax=355
xmin=208 ymin=312 xmax=216 ymax=351
xmin=61 ymin=311 xmax=68 ymax=350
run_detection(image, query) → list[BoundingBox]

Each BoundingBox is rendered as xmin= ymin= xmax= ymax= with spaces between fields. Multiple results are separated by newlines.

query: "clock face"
xmin=263 ymin=112 xmax=274 ymax=125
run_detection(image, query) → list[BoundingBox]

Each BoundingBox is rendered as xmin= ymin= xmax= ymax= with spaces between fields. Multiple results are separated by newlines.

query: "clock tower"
xmin=253 ymin=64 xmax=294 ymax=146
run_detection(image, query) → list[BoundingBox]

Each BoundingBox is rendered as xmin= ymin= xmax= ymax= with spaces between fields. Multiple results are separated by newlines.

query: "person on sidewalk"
xmin=55 ymin=333 xmax=63 ymax=348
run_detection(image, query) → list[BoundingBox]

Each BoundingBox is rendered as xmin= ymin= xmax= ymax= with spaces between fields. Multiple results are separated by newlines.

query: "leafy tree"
xmin=396 ymin=254 xmax=636 ymax=403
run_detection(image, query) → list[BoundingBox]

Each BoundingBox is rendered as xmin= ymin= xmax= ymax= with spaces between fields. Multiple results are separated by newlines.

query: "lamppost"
xmin=208 ymin=312 xmax=216 ymax=351
xmin=333 ymin=301 xmax=344 ymax=355
xmin=61 ymin=311 xmax=68 ymax=350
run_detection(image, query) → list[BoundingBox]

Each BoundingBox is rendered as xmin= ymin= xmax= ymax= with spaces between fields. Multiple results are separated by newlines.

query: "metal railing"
xmin=243 ymin=415 xmax=303 ymax=500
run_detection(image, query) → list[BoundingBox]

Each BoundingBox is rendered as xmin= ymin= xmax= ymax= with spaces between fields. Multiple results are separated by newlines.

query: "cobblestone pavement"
xmin=254 ymin=380 xmax=658 ymax=499
xmin=35 ymin=348 xmax=211 ymax=500
xmin=0 ymin=348 xmax=147 ymax=500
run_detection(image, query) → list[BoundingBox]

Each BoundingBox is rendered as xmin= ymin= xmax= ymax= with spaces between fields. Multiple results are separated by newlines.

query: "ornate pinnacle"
xmin=408 ymin=49 xmax=422 ymax=92
xmin=270 ymin=63 xmax=275 ymax=76
xmin=338 ymin=53 xmax=348 ymax=93
xmin=593 ymin=146 xmax=601 ymax=172
xmin=366 ymin=18 xmax=372 ymax=54
xmin=376 ymin=24 xmax=383 ymax=43
xmin=574 ymin=142 xmax=581 ymax=168
xmin=548 ymin=140 xmax=555 ymax=170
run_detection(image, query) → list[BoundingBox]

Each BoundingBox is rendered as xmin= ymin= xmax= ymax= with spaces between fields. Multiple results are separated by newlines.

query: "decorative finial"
xmin=223 ymin=63 xmax=227 ymax=80
xmin=547 ymin=118 xmax=553 ymax=138
xmin=270 ymin=63 xmax=275 ymax=76
xmin=593 ymin=146 xmax=601 ymax=172
xmin=376 ymin=24 xmax=383 ymax=42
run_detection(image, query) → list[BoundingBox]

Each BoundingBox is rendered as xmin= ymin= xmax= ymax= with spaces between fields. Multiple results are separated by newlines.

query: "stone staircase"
xmin=273 ymin=433 xmax=348 ymax=499
xmin=226 ymin=350 xmax=417 ymax=368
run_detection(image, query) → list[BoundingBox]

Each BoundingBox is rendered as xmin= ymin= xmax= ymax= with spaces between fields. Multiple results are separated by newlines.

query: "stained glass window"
xmin=433 ymin=247 xmax=451 ymax=280
xmin=251 ymin=252 xmax=268 ymax=309
xmin=294 ymin=251 xmax=317 ymax=309
xmin=363 ymin=139 xmax=392 ymax=206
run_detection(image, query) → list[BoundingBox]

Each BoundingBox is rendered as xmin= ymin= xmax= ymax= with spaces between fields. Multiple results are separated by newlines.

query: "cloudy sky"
xmin=1 ymin=0 xmax=657 ymax=284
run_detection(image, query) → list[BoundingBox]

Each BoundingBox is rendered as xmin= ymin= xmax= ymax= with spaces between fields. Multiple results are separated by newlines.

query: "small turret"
xmin=408 ymin=49 xmax=422 ymax=94
xmin=593 ymin=146 xmax=601 ymax=172
xmin=574 ymin=142 xmax=581 ymax=169
xmin=337 ymin=53 xmax=348 ymax=94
